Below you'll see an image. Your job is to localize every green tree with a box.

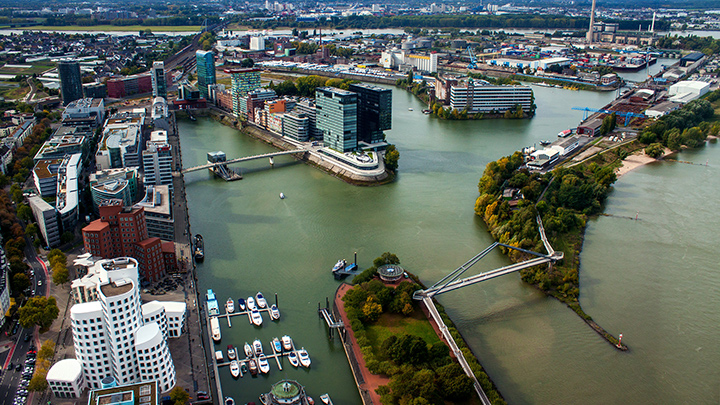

[37,340,55,361]
[60,231,74,244]
[362,296,383,323]
[373,252,400,267]
[240,58,254,68]
[170,386,190,405]
[384,145,400,172]
[16,203,32,222]
[52,264,69,285]
[28,373,48,391]
[18,296,59,331]
[12,272,30,292]
[25,223,38,238]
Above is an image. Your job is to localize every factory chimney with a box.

[586,0,597,44]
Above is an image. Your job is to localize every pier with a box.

[182,149,308,174]
[318,297,345,339]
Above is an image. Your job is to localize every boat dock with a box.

[209,306,274,327]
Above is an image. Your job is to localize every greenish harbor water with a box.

[179,77,720,404]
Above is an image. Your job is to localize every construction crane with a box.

[572,107,645,126]
[467,46,477,70]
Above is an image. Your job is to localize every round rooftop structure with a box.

[263,380,308,405]
[46,358,83,382]
[377,264,405,282]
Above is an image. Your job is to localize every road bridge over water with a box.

[180,148,308,174]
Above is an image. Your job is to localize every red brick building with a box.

[82,200,172,282]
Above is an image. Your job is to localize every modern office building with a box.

[450,81,533,114]
[315,87,358,152]
[195,50,216,99]
[134,185,174,241]
[349,83,392,146]
[62,98,105,125]
[106,73,153,98]
[151,61,167,99]
[226,68,261,117]
[242,88,277,121]
[89,168,139,213]
[46,359,85,398]
[0,247,11,330]
[295,99,320,139]
[59,60,84,106]
[32,158,63,197]
[96,110,145,170]
[34,124,90,163]
[56,153,81,232]
[28,195,61,248]
[142,130,173,190]
[82,200,169,282]
[282,112,309,142]
[250,34,266,51]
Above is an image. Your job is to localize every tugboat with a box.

[193,234,204,261]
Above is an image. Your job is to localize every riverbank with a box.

[21,25,201,32]
[194,108,392,186]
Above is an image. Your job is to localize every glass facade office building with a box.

[349,83,392,145]
[59,61,83,106]
[316,87,358,153]
[195,50,216,99]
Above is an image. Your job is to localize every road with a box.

[0,244,47,404]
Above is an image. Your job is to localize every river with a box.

[179,83,719,404]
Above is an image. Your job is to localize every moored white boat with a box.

[332,259,346,273]
[298,348,311,367]
[288,351,299,367]
[258,356,270,374]
[255,292,267,308]
[248,359,258,376]
[238,298,246,311]
[253,339,264,356]
[230,360,240,378]
[320,394,333,405]
[227,345,236,360]
[244,342,253,358]
[226,298,234,313]
[281,335,293,351]
[269,304,280,320]
[225,397,235,405]
[272,337,282,353]
[247,296,257,311]
[251,309,263,326]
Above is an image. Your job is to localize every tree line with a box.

[475,152,616,302]
[346,253,506,404]
[655,35,720,56]
[639,91,720,157]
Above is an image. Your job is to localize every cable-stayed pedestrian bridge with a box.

[180,148,308,174]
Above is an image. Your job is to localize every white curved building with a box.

[141,301,168,339]
[135,323,176,392]
[47,359,84,398]
[98,278,142,386]
[70,301,111,389]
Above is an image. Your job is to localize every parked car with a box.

[15,364,21,371]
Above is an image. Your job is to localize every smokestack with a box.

[650,11,656,33]
[586,0,597,44]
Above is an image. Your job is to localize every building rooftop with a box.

[46,358,83,382]
[70,300,103,316]
[99,279,134,297]
[88,380,158,405]
[32,159,63,179]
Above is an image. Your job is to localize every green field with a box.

[0,64,56,76]
[365,310,442,355]
[0,85,29,100]
[29,25,201,32]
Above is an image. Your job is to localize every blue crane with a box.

[572,107,646,126]
[466,46,477,70]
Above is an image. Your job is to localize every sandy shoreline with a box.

[615,148,673,179]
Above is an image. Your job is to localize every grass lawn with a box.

[365,310,442,357]
[29,25,201,32]
[217,77,232,86]
[0,86,29,100]
[0,64,56,75]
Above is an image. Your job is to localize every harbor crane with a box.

[467,46,477,70]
